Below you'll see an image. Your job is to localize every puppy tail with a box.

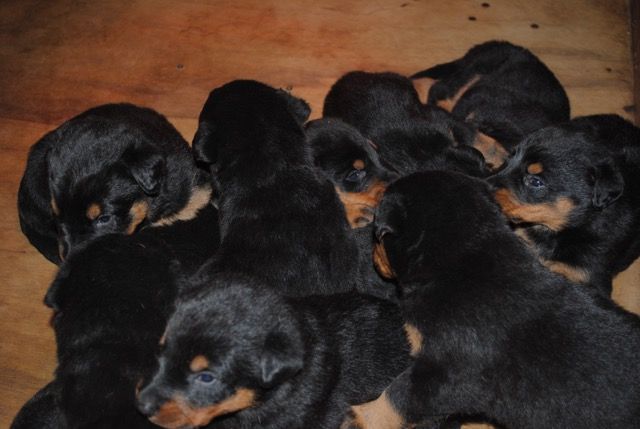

[410,59,460,80]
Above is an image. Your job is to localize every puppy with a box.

[323,70,476,148]
[346,171,640,429]
[413,40,570,168]
[192,80,363,297]
[137,276,410,429]
[42,232,179,428]
[321,71,488,178]
[306,118,397,227]
[488,116,640,295]
[18,103,212,263]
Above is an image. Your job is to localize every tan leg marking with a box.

[494,189,574,232]
[189,355,209,372]
[350,391,405,429]
[542,260,589,284]
[404,323,423,357]
[473,132,509,170]
[373,241,395,279]
[436,75,481,112]
[86,203,102,221]
[336,180,387,228]
[153,184,212,227]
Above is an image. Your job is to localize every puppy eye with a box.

[195,372,215,384]
[95,214,112,225]
[345,169,366,183]
[524,175,545,189]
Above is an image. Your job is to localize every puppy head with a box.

[192,80,311,175]
[488,125,624,232]
[373,171,502,283]
[137,278,304,428]
[323,71,424,135]
[48,142,166,259]
[306,118,396,227]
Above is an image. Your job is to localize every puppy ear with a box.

[192,121,218,165]
[258,332,303,388]
[591,161,624,209]
[122,145,167,196]
[277,89,311,125]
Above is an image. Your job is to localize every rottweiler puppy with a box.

[413,40,570,168]
[488,116,640,296]
[18,103,212,264]
[323,70,477,148]
[137,275,411,429]
[321,71,488,178]
[192,80,363,297]
[345,171,640,429]
[40,232,179,428]
[306,118,397,227]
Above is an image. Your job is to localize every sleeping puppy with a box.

[192,80,363,297]
[18,103,212,264]
[488,116,640,296]
[321,71,488,178]
[413,40,570,168]
[345,171,640,429]
[137,275,410,429]
[323,70,475,148]
[41,232,179,428]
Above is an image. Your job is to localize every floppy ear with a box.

[258,332,303,388]
[277,89,311,125]
[591,161,624,209]
[122,144,166,196]
[192,121,218,165]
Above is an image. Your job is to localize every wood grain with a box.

[0,1,635,427]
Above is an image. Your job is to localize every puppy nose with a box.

[136,394,158,417]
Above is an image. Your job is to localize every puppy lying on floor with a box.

[345,171,640,429]
[488,115,640,296]
[18,103,211,264]
[413,40,570,168]
[192,80,368,297]
[11,232,180,429]
[137,275,410,429]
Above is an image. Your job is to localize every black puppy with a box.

[488,116,640,295]
[322,71,488,178]
[345,171,640,429]
[192,80,363,297]
[306,118,396,227]
[39,232,179,428]
[413,40,570,168]
[18,103,211,263]
[137,276,410,429]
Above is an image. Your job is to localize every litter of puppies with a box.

[11,40,640,429]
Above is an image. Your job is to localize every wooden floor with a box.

[0,1,637,427]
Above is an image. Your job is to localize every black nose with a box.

[136,393,158,417]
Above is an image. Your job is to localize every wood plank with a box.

[0,1,635,427]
